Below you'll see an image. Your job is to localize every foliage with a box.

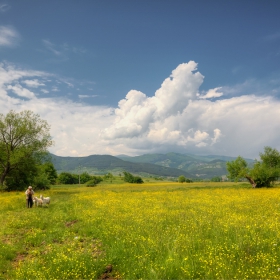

[33,170,51,190]
[86,176,103,187]
[123,171,143,183]
[3,157,38,191]
[58,172,78,184]
[211,176,222,182]
[58,172,103,185]
[0,110,53,189]
[41,162,58,184]
[178,175,192,183]
[103,173,113,180]
[178,175,186,183]
[79,172,92,184]
[226,146,280,188]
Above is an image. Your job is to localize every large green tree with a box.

[226,146,280,188]
[0,110,53,188]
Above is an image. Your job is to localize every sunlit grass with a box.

[0,182,280,279]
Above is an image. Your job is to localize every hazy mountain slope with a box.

[51,152,254,179]
[117,152,254,178]
[50,154,192,178]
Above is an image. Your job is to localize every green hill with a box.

[117,152,254,179]
[50,152,254,179]
[50,154,193,178]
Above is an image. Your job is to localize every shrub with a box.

[86,176,103,187]
[123,171,143,184]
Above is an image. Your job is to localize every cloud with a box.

[0,26,19,47]
[51,86,59,92]
[199,87,223,99]
[102,61,204,139]
[1,60,280,158]
[0,62,48,87]
[6,84,36,99]
[23,79,45,88]
[262,32,280,42]
[100,61,280,158]
[79,94,98,98]
[42,39,62,56]
[0,4,10,12]
[42,39,87,60]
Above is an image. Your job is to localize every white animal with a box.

[40,195,51,206]
[34,196,43,207]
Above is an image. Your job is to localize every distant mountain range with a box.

[50,152,254,179]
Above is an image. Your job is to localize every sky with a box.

[0,0,280,159]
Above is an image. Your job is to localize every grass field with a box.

[0,181,280,279]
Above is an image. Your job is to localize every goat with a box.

[40,195,51,206]
[33,196,43,207]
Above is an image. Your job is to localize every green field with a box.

[1,181,280,279]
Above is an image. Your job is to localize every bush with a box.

[33,172,51,190]
[86,176,103,187]
[123,171,143,184]
[58,172,78,184]
[211,176,222,182]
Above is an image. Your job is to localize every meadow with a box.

[0,181,280,279]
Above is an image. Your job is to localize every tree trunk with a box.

[0,165,10,186]
[245,175,257,188]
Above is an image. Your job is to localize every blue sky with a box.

[0,0,280,158]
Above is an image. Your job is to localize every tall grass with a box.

[0,182,280,279]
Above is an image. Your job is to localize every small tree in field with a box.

[226,146,280,188]
[178,175,186,183]
[123,171,143,184]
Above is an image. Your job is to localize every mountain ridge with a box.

[49,152,254,179]
[50,154,193,178]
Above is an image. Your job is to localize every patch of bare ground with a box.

[1,235,15,245]
[11,251,31,269]
[99,264,121,280]
[65,219,78,227]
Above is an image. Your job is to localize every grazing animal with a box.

[34,196,43,207]
[40,195,51,206]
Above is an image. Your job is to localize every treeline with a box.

[57,171,144,185]
[57,172,103,186]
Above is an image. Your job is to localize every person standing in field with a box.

[25,186,34,208]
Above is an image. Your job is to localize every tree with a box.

[58,172,77,184]
[226,147,280,188]
[123,171,143,184]
[211,176,222,182]
[178,175,186,183]
[80,172,92,184]
[86,176,103,187]
[33,171,51,190]
[41,162,57,184]
[0,110,53,188]
[103,173,113,180]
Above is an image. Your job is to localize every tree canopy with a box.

[0,110,53,189]
[226,146,280,188]
[123,171,143,184]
